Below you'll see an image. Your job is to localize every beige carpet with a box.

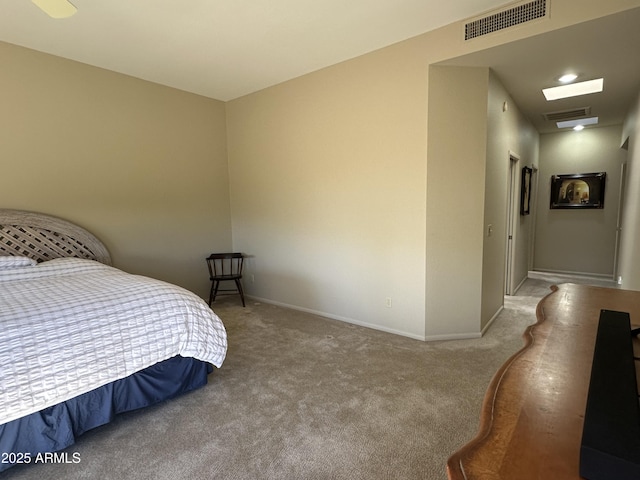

[4,278,583,480]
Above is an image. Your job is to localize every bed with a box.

[0,209,227,472]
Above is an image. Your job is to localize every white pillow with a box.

[0,255,38,270]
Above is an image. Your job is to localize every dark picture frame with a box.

[550,172,606,209]
[520,166,532,215]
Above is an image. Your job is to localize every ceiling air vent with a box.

[464,0,548,41]
[543,107,591,122]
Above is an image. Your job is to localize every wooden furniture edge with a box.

[446,284,560,479]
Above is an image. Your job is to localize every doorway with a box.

[504,152,520,295]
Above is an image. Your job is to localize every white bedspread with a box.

[0,258,227,426]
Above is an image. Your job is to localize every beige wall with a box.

[0,42,232,298]
[227,42,428,339]
[618,91,640,289]
[482,71,538,328]
[426,67,539,338]
[534,126,626,276]
[425,66,488,338]
[227,0,636,339]
[2,0,638,339]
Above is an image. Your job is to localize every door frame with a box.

[505,152,520,295]
[613,161,627,282]
[528,164,539,271]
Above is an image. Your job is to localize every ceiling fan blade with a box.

[32,0,77,19]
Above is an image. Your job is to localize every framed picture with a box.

[520,167,532,215]
[550,172,606,209]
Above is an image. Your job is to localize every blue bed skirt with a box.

[0,356,212,472]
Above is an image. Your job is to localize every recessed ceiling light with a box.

[558,74,578,83]
[32,0,77,19]
[556,117,599,129]
[573,125,585,131]
[543,78,604,101]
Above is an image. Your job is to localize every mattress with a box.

[0,257,227,426]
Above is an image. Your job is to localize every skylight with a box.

[543,78,604,101]
[556,117,599,129]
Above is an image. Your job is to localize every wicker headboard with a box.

[0,209,111,265]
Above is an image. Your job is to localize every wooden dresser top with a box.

[447,284,640,480]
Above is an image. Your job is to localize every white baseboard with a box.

[245,296,503,343]
[423,331,482,341]
[481,305,504,336]
[245,295,427,342]
[528,270,617,287]
[512,276,528,295]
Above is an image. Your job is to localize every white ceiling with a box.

[1,1,638,135]
[441,6,640,134]
[0,0,511,101]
